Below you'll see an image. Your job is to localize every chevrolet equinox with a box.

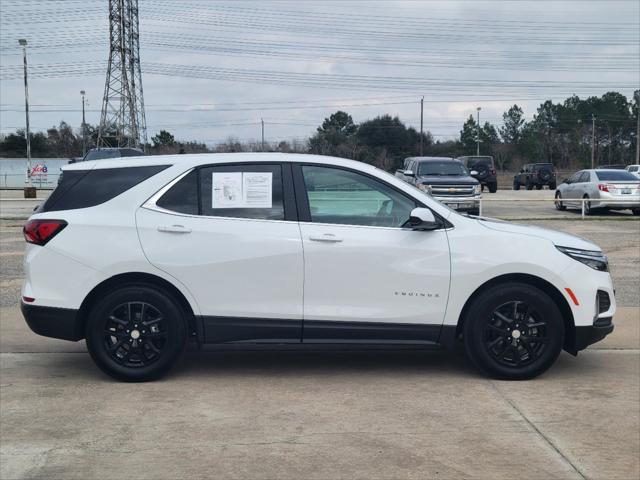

[21,153,615,381]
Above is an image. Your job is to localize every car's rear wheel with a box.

[488,182,498,193]
[85,284,187,382]
[513,179,521,190]
[554,192,566,210]
[463,283,564,380]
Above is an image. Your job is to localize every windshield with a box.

[596,171,638,181]
[418,161,467,176]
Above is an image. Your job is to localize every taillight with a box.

[23,219,67,245]
[597,184,609,192]
[491,169,496,175]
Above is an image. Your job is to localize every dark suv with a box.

[397,157,481,214]
[513,163,556,190]
[456,156,497,193]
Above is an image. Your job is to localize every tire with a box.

[488,182,498,193]
[554,192,566,210]
[633,208,640,216]
[513,179,521,191]
[583,195,593,216]
[85,284,188,382]
[535,184,543,190]
[549,182,556,190]
[463,283,564,380]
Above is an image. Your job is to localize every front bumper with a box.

[567,317,614,355]
[433,195,481,212]
[21,302,83,341]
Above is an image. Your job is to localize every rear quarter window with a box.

[40,165,169,212]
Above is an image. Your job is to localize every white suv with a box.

[22,153,615,381]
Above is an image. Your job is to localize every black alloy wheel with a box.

[104,302,167,368]
[482,301,549,368]
[463,283,564,379]
[86,284,187,381]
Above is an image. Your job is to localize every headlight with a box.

[418,183,432,195]
[556,246,608,272]
[474,184,482,195]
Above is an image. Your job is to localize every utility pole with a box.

[80,90,87,157]
[591,114,596,169]
[419,97,424,156]
[261,118,265,151]
[476,107,481,156]
[18,39,34,198]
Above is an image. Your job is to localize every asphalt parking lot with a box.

[1,190,639,479]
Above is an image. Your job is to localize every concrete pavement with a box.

[1,198,639,479]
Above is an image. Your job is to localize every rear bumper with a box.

[21,302,83,341]
[567,317,614,355]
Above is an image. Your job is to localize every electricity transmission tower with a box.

[97,0,147,149]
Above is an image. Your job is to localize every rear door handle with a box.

[157,225,192,234]
[309,234,343,243]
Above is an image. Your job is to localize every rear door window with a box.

[199,164,285,220]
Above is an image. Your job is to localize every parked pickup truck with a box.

[396,156,481,215]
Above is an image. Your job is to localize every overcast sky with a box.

[1,0,638,146]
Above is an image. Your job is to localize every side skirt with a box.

[200,316,444,345]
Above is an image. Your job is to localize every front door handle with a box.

[157,225,192,234]
[309,234,343,243]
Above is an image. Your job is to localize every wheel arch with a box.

[77,272,200,342]
[440,273,575,353]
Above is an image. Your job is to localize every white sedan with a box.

[555,169,640,215]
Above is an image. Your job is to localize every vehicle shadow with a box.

[171,346,474,380]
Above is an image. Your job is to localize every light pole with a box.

[419,97,424,156]
[18,38,34,198]
[476,107,481,156]
[80,90,87,156]
[591,114,596,169]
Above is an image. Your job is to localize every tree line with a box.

[1,91,637,172]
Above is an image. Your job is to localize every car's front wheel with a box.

[463,283,564,380]
[555,191,566,210]
[85,284,188,382]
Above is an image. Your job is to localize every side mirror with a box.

[404,170,415,177]
[470,170,478,176]
[407,208,440,231]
